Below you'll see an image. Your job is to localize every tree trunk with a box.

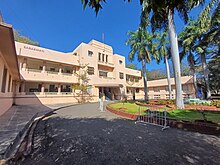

[165,56,172,100]
[168,10,184,109]
[188,54,198,98]
[142,58,148,102]
[201,53,211,99]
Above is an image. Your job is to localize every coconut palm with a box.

[126,28,156,102]
[155,31,172,100]
[179,21,198,98]
[81,0,205,108]
[179,0,219,99]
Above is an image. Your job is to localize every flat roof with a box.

[0,23,20,80]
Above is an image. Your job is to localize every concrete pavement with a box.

[14,102,220,165]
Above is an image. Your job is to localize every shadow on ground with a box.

[11,114,220,165]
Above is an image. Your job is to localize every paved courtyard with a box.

[15,103,220,165]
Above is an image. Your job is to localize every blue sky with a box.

[1,0,206,71]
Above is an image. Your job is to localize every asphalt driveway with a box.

[14,102,220,165]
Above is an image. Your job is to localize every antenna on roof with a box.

[0,11,4,23]
[102,33,105,52]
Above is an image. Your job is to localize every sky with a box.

[1,0,206,71]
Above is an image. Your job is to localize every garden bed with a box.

[106,102,220,136]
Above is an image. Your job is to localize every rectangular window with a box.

[119,72,124,79]
[102,54,105,62]
[1,67,7,93]
[88,50,93,56]
[99,71,107,77]
[106,55,108,63]
[98,53,101,61]
[8,75,11,92]
[136,88,139,93]
[39,66,43,70]
[87,67,95,75]
[50,68,55,72]
[135,77,139,82]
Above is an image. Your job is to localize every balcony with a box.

[21,69,78,83]
[126,80,143,88]
[98,60,115,68]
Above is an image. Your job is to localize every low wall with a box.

[15,95,99,105]
[0,97,13,116]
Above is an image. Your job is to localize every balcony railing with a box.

[62,72,73,76]
[99,76,115,80]
[47,71,59,74]
[98,60,114,66]
[27,68,42,73]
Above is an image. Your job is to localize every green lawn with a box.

[108,102,220,124]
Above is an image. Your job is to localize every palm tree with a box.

[179,0,218,99]
[126,28,155,102]
[155,31,172,100]
[81,0,205,108]
[179,21,198,98]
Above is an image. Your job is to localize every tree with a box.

[126,28,154,102]
[72,64,91,103]
[126,64,137,70]
[14,29,39,46]
[208,54,220,94]
[155,31,172,99]
[179,0,219,99]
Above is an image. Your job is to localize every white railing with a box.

[27,68,42,73]
[62,72,73,76]
[47,71,59,74]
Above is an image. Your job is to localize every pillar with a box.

[111,88,114,100]
[15,82,20,94]
[22,58,27,71]
[40,83,45,95]
[21,82,25,93]
[102,87,105,100]
[58,84,61,94]
[42,61,46,73]
[59,64,62,74]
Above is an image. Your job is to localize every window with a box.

[99,71,108,77]
[136,88,139,93]
[50,68,55,72]
[39,66,43,70]
[127,88,130,94]
[119,60,123,64]
[135,77,139,82]
[1,67,7,93]
[102,54,105,62]
[119,72,124,79]
[8,75,11,92]
[98,53,101,61]
[154,87,160,92]
[87,67,94,75]
[88,50,93,56]
[106,55,108,63]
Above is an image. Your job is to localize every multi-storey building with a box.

[14,40,195,105]
[0,21,195,114]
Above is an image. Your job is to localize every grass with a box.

[109,102,220,124]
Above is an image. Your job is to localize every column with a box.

[15,82,20,94]
[59,64,62,74]
[21,82,25,94]
[102,87,105,100]
[40,83,45,95]
[58,84,61,94]
[42,61,46,73]
[22,58,27,71]
[111,88,114,100]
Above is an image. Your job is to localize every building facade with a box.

[14,40,195,105]
[0,23,20,115]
